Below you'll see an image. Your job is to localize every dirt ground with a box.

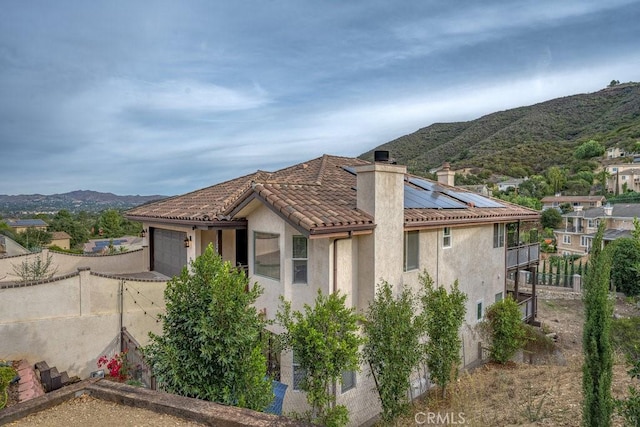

[399,296,640,427]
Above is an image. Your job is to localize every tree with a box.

[541,208,562,229]
[49,209,90,248]
[609,238,640,296]
[518,175,551,199]
[420,272,467,398]
[363,281,426,422]
[143,244,272,411]
[546,166,567,194]
[11,252,58,282]
[614,356,640,425]
[574,140,605,160]
[14,228,52,251]
[96,209,123,238]
[277,290,363,426]
[483,297,527,364]
[582,223,613,427]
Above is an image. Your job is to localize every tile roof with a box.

[541,195,605,203]
[51,231,72,240]
[126,154,539,234]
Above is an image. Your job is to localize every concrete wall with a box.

[0,268,165,378]
[0,248,149,282]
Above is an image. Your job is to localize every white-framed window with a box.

[587,219,595,228]
[341,370,356,393]
[443,227,452,248]
[403,230,419,271]
[495,292,503,302]
[562,235,571,245]
[292,352,306,391]
[580,236,589,247]
[292,235,308,284]
[493,224,505,248]
[476,300,484,321]
[254,232,280,280]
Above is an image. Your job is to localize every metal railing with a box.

[121,327,156,389]
[506,243,540,269]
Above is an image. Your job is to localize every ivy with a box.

[483,297,527,364]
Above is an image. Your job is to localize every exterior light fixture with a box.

[140,229,147,237]
[184,235,192,248]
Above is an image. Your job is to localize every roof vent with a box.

[604,204,613,216]
[374,150,390,162]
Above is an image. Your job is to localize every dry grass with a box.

[392,298,639,427]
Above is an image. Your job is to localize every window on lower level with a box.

[580,236,589,247]
[495,292,503,302]
[476,300,484,321]
[292,352,306,391]
[341,370,356,393]
[404,231,419,271]
[563,235,571,245]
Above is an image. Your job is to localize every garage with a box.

[151,228,187,278]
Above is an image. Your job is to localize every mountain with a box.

[0,190,167,215]
[360,82,640,177]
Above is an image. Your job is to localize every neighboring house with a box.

[6,219,48,233]
[541,195,605,211]
[497,178,526,192]
[125,153,540,426]
[48,231,72,250]
[0,234,30,257]
[554,203,640,256]
[605,164,640,194]
[607,147,627,159]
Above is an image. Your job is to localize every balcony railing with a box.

[507,290,535,322]
[506,243,540,269]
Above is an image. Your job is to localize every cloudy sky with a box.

[2,1,639,196]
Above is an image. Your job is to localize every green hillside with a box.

[361,82,640,177]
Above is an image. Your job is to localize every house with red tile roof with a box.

[125,152,540,424]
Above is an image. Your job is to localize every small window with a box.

[493,224,505,248]
[587,219,595,228]
[292,352,306,391]
[563,235,571,245]
[292,235,308,284]
[476,300,483,321]
[580,236,589,247]
[403,231,419,271]
[443,227,452,248]
[254,232,280,280]
[341,370,356,393]
[495,292,503,302]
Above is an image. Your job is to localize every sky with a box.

[1,1,639,196]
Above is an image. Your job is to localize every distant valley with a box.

[0,190,167,216]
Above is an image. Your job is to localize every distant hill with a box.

[361,83,640,177]
[0,190,167,215]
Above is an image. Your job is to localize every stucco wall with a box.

[0,269,165,378]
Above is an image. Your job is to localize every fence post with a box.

[572,274,582,293]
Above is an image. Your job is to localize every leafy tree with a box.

[363,281,426,422]
[541,208,562,229]
[143,244,272,410]
[96,209,123,238]
[14,228,52,251]
[614,359,640,426]
[596,169,611,196]
[483,297,527,364]
[582,223,613,427]
[518,175,551,199]
[496,194,542,210]
[609,238,640,296]
[49,209,90,248]
[420,272,467,398]
[277,290,363,426]
[546,166,567,194]
[564,179,592,196]
[574,140,605,160]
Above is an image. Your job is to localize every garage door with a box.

[152,228,187,278]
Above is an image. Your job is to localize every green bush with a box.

[483,298,527,364]
[611,317,640,360]
[0,366,17,409]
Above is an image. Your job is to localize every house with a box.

[125,153,540,425]
[605,164,640,194]
[5,219,48,233]
[540,195,605,211]
[497,177,526,192]
[607,146,627,159]
[48,231,72,250]
[554,203,640,256]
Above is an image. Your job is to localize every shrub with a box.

[483,298,527,364]
[0,366,17,409]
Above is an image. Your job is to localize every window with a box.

[443,227,452,248]
[403,231,419,271]
[495,292,503,302]
[341,370,356,393]
[493,224,505,248]
[292,352,306,391]
[254,232,280,280]
[476,300,483,321]
[562,235,571,245]
[292,235,308,284]
[587,219,595,228]
[580,236,589,247]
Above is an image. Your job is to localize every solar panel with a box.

[342,166,356,176]
[404,184,467,209]
[408,177,504,208]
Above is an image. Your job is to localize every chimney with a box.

[374,150,390,163]
[436,162,455,186]
[603,204,613,216]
